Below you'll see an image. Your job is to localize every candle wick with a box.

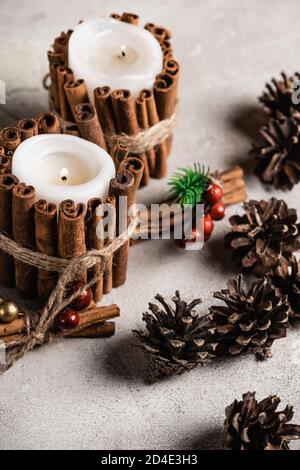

[118,45,127,59]
[61,176,67,182]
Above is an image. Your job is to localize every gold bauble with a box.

[0,300,19,323]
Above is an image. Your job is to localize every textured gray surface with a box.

[1,0,300,450]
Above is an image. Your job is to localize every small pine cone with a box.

[224,392,300,450]
[225,198,300,276]
[259,72,300,120]
[270,256,300,321]
[209,275,289,357]
[251,117,300,190]
[134,291,217,376]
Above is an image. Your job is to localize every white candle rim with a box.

[12,134,115,205]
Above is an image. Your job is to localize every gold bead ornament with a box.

[0,299,20,323]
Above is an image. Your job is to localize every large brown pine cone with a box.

[209,275,290,358]
[225,198,300,276]
[134,291,217,376]
[259,72,300,120]
[251,117,300,190]
[224,392,300,450]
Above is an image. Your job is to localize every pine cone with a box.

[224,392,300,450]
[209,275,289,358]
[251,117,300,190]
[259,72,300,120]
[225,198,300,275]
[270,256,300,321]
[134,291,217,376]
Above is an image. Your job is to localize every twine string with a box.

[0,218,138,373]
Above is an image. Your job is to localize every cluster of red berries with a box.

[176,183,225,248]
[56,283,93,330]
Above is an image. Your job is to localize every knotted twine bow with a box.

[0,218,138,374]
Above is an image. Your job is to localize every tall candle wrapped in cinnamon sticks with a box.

[0,174,19,287]
[74,103,107,150]
[35,200,58,299]
[12,183,37,298]
[58,200,86,284]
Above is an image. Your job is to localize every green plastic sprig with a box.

[168,164,210,206]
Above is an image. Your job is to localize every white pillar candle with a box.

[12,134,115,206]
[68,18,163,100]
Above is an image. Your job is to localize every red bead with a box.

[204,184,223,205]
[56,308,79,330]
[210,201,225,220]
[203,214,214,241]
[68,283,93,311]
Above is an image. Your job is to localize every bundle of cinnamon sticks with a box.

[46,12,179,186]
[0,303,119,346]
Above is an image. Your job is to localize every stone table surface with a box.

[1,0,300,450]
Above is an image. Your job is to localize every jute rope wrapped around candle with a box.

[45,11,180,185]
[0,219,137,374]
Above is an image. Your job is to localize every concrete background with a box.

[1,0,300,450]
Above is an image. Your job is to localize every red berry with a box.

[56,308,79,330]
[185,228,202,244]
[68,282,93,311]
[210,201,225,220]
[204,184,223,205]
[203,214,214,241]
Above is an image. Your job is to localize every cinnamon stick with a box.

[94,86,116,146]
[47,49,64,66]
[49,62,62,111]
[58,200,86,284]
[85,198,104,303]
[111,89,148,186]
[35,200,58,300]
[56,66,74,121]
[110,13,121,20]
[154,72,176,157]
[0,318,25,337]
[63,322,115,338]
[0,174,19,287]
[223,189,247,206]
[121,12,139,25]
[37,112,61,134]
[109,170,136,288]
[220,166,244,183]
[222,178,245,195]
[0,167,10,175]
[0,127,21,152]
[118,156,144,193]
[53,30,73,64]
[110,141,129,169]
[164,59,180,96]
[12,183,37,298]
[65,124,81,137]
[140,89,168,178]
[103,195,116,295]
[0,146,5,156]
[64,79,89,120]
[18,118,38,141]
[74,103,107,149]
[0,155,12,172]
[136,94,155,180]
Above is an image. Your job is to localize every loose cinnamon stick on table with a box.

[34,200,58,300]
[0,174,19,287]
[111,89,149,186]
[75,103,107,150]
[94,86,117,147]
[37,112,61,134]
[12,183,37,298]
[220,166,244,182]
[64,79,89,121]
[58,200,86,284]
[62,321,115,338]
[120,12,139,25]
[0,127,21,152]
[140,89,168,178]
[18,118,38,141]
[56,66,74,121]
[0,304,119,338]
[85,198,104,303]
[65,124,81,137]
[136,94,156,178]
[109,170,136,288]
